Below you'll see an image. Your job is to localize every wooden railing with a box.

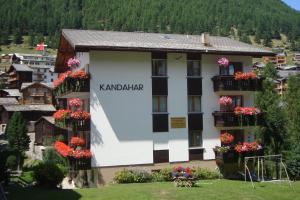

[212,111,264,127]
[211,76,263,92]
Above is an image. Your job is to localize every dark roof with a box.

[21,82,54,90]
[62,29,274,56]
[3,104,56,112]
[11,64,33,72]
[0,98,19,105]
[36,116,55,125]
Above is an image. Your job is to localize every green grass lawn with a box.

[6,180,300,200]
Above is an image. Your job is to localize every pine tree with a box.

[240,34,251,44]
[255,63,286,155]
[6,112,30,171]
[13,29,23,44]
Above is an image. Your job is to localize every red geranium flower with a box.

[220,132,234,144]
[70,137,85,147]
[54,141,74,157]
[53,109,71,121]
[68,98,83,108]
[70,110,90,121]
[70,70,89,79]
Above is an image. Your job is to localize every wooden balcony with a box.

[55,119,90,131]
[211,76,263,92]
[54,77,90,98]
[212,111,264,127]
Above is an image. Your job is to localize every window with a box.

[152,60,167,76]
[44,69,47,72]
[189,130,202,147]
[220,95,243,111]
[153,96,167,112]
[37,69,40,72]
[187,60,201,76]
[44,75,47,79]
[153,150,169,163]
[51,79,53,82]
[188,96,201,112]
[219,62,243,75]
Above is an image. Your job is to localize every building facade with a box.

[54,29,273,184]
[20,82,54,105]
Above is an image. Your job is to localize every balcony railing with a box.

[54,77,90,98]
[212,111,264,127]
[55,119,90,131]
[211,76,263,92]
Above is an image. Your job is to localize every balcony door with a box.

[219,62,243,75]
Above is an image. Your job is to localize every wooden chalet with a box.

[20,82,54,105]
[7,64,33,89]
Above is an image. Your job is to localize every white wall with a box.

[76,52,90,71]
[90,51,153,167]
[89,51,256,166]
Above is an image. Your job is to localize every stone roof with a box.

[1,89,21,97]
[62,29,273,56]
[3,104,56,112]
[278,70,300,79]
[21,82,54,90]
[0,98,19,105]
[11,64,33,72]
[36,116,55,125]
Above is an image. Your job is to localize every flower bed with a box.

[172,166,195,187]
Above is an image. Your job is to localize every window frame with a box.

[152,59,167,77]
[187,60,202,77]
[189,130,203,147]
[152,95,168,113]
[188,95,201,113]
[219,62,243,76]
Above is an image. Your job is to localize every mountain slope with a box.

[0,0,299,48]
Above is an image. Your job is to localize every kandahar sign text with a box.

[100,83,143,91]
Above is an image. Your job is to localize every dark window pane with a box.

[152,96,167,112]
[188,113,203,130]
[189,149,203,161]
[187,78,202,95]
[188,96,201,112]
[152,77,168,95]
[152,52,167,59]
[153,150,169,163]
[153,114,169,132]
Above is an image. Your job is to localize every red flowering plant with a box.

[70,70,89,79]
[68,98,83,110]
[70,110,90,121]
[234,141,262,153]
[234,71,257,80]
[53,71,72,88]
[54,141,74,157]
[234,107,261,115]
[217,57,229,67]
[172,166,193,178]
[70,150,92,159]
[220,132,234,144]
[53,109,71,121]
[67,57,80,68]
[70,137,85,147]
[219,96,233,111]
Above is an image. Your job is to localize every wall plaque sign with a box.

[171,117,186,128]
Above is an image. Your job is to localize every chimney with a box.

[201,32,210,46]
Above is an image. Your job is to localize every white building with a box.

[11,53,58,83]
[55,29,273,184]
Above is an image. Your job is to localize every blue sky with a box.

[282,0,300,11]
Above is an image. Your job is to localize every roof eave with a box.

[74,45,275,57]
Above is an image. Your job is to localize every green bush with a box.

[285,146,300,180]
[33,162,65,187]
[23,158,42,171]
[6,155,17,170]
[193,168,221,180]
[114,169,152,183]
[114,169,134,183]
[43,147,69,169]
[132,170,152,183]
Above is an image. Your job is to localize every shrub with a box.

[43,147,69,168]
[193,168,221,180]
[23,158,42,171]
[159,168,173,181]
[6,155,17,170]
[114,169,134,183]
[132,170,152,183]
[33,162,65,187]
[285,146,300,180]
[114,169,152,183]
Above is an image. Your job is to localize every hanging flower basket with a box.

[70,137,85,147]
[70,110,90,121]
[67,57,80,68]
[217,57,229,67]
[220,132,234,144]
[234,71,257,80]
[69,98,83,108]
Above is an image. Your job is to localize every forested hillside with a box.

[0,0,300,49]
